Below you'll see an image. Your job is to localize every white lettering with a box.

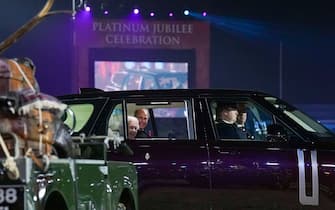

[93,22,150,33]
[0,188,17,204]
[94,22,193,35]
[105,34,180,46]
[153,23,193,34]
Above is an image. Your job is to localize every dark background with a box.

[1,0,334,126]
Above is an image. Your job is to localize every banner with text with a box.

[73,18,210,92]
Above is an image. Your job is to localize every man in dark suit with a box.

[134,108,151,138]
[216,102,242,139]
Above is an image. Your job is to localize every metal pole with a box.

[279,41,283,98]
[72,0,76,19]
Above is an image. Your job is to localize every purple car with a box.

[60,89,335,210]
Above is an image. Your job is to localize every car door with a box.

[106,97,212,210]
[204,96,335,209]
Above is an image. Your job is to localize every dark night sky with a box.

[1,0,334,106]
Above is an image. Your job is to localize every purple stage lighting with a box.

[150,12,155,17]
[133,8,140,15]
[169,12,173,17]
[85,6,91,12]
[202,11,207,16]
[104,10,108,15]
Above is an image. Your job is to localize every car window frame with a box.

[123,97,196,141]
[61,97,110,136]
[206,96,300,143]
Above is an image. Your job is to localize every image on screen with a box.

[94,61,188,91]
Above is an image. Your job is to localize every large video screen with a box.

[94,61,188,91]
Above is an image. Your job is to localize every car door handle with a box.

[213,146,240,155]
[217,150,240,155]
[138,145,151,148]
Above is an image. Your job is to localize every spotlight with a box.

[100,2,110,15]
[150,12,155,17]
[85,6,91,12]
[83,1,91,12]
[184,10,190,16]
[133,8,140,15]
[169,12,173,17]
[202,11,207,16]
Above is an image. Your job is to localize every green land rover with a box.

[0,130,138,210]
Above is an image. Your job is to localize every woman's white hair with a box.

[128,116,139,127]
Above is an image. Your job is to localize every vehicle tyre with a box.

[117,202,127,210]
[118,197,134,210]
[44,192,68,210]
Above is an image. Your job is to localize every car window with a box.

[142,75,157,89]
[152,106,189,138]
[108,103,124,136]
[108,100,194,140]
[124,73,142,90]
[157,74,187,89]
[105,72,128,91]
[210,99,275,141]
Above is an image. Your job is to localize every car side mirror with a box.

[266,124,288,142]
[61,107,76,135]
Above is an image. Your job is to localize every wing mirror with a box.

[61,107,76,135]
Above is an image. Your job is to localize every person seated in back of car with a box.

[134,108,151,138]
[127,116,139,140]
[215,102,242,139]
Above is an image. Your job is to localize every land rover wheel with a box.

[117,202,127,210]
[44,192,68,210]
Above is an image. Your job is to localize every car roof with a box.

[58,88,270,100]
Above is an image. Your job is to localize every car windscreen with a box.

[264,96,334,137]
[61,97,109,135]
[156,73,187,89]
